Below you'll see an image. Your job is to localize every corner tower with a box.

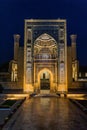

[70,34,78,81]
[14,34,20,61]
[70,34,77,61]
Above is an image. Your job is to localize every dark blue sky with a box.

[0,0,87,65]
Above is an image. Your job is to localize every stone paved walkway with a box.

[2,97,87,130]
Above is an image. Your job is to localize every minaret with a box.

[70,34,77,61]
[14,34,20,61]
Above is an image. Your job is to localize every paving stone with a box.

[2,98,87,130]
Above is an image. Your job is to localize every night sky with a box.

[0,0,87,65]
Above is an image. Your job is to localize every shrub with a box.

[0,84,4,93]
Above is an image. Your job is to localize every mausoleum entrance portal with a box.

[24,19,67,94]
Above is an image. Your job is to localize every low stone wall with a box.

[69,81,87,89]
[0,82,20,89]
[72,81,84,88]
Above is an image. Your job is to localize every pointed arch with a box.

[38,68,53,90]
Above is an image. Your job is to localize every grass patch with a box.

[0,100,17,108]
[76,100,87,108]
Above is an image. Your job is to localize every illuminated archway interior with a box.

[37,68,54,91]
[34,33,58,92]
[40,70,50,90]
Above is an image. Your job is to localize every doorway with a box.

[37,68,53,93]
[40,72,50,90]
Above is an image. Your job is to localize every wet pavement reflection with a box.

[3,97,87,130]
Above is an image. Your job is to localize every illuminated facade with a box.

[23,19,68,93]
[0,19,80,94]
